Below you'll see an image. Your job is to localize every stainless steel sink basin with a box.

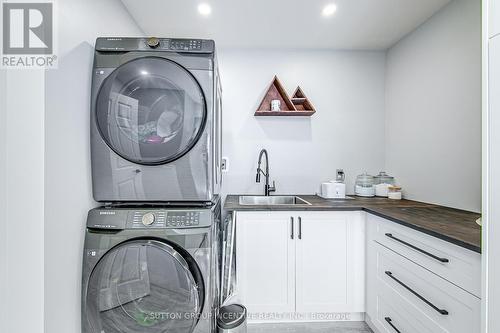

[239,195,312,206]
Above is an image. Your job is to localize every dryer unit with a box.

[82,202,221,333]
[91,37,222,204]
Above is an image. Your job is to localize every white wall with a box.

[0,70,5,333]
[385,0,482,212]
[44,1,142,332]
[0,70,45,333]
[485,0,500,330]
[0,70,43,333]
[218,49,386,196]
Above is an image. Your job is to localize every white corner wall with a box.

[0,70,42,333]
[0,69,45,333]
[485,0,500,331]
[385,0,482,212]
[218,49,386,196]
[44,1,142,332]
[0,70,5,333]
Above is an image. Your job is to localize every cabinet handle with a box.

[385,271,449,315]
[290,217,294,239]
[384,317,402,333]
[298,216,302,240]
[385,233,449,263]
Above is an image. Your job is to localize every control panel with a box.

[167,39,203,51]
[95,37,214,54]
[87,207,212,230]
[166,211,200,227]
[130,210,204,228]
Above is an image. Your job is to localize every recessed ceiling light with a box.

[322,3,337,17]
[198,3,212,16]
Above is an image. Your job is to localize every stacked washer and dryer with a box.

[82,37,223,333]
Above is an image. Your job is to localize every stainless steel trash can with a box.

[217,304,247,333]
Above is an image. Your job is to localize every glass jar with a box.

[374,171,395,185]
[374,172,396,197]
[388,186,402,200]
[355,173,376,197]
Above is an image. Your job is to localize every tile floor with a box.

[248,322,373,333]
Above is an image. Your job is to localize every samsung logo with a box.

[94,224,117,229]
[99,211,116,215]
[106,38,122,41]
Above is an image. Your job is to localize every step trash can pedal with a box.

[217,304,247,333]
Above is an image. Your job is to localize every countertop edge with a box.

[224,206,365,211]
[363,208,481,254]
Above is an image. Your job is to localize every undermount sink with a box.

[239,195,312,206]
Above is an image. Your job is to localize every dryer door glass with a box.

[96,57,206,165]
[85,240,204,333]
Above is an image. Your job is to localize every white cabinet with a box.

[375,243,480,333]
[370,214,481,297]
[365,214,481,333]
[235,211,365,322]
[295,212,365,314]
[235,212,295,314]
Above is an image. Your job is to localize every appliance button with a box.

[142,212,156,226]
[147,37,160,48]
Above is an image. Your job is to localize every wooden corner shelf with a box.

[291,86,316,115]
[255,76,316,117]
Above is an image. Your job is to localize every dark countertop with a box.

[224,195,482,253]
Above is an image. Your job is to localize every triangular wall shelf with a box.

[255,76,315,116]
[291,86,316,115]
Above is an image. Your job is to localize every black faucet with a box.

[256,149,276,196]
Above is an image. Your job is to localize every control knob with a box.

[142,212,155,226]
[147,37,160,48]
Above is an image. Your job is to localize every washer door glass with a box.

[86,240,203,333]
[96,57,206,165]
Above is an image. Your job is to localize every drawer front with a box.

[375,243,481,333]
[368,214,481,297]
[375,292,442,333]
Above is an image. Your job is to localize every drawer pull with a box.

[385,233,449,263]
[384,317,402,333]
[298,216,302,240]
[385,271,449,315]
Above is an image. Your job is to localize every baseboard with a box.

[365,314,381,333]
[247,312,365,324]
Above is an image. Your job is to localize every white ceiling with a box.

[121,0,451,50]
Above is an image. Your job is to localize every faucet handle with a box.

[269,181,276,193]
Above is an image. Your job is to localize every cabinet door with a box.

[295,211,365,314]
[235,212,296,316]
